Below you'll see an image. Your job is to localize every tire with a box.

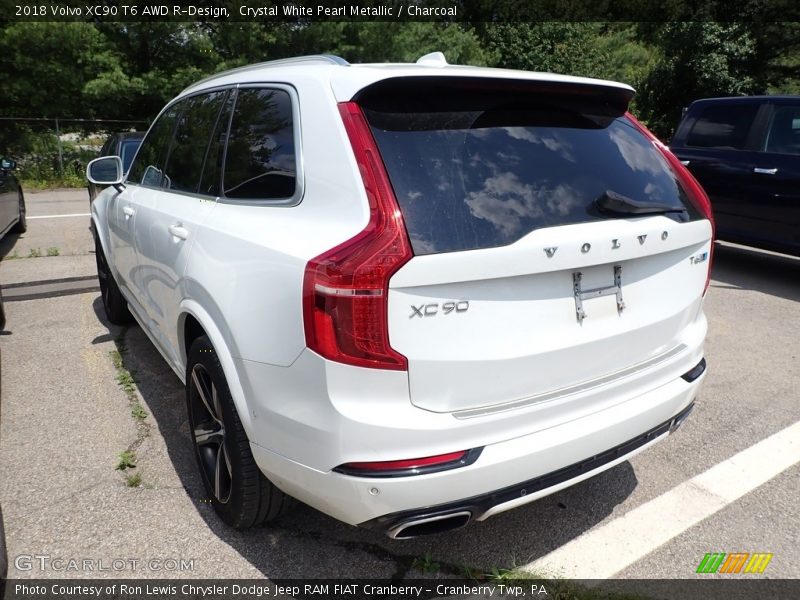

[94,234,132,325]
[11,190,26,234]
[186,335,293,529]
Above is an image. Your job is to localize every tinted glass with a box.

[119,139,142,173]
[163,91,227,194]
[199,92,234,197]
[127,106,180,187]
[368,109,697,255]
[686,104,758,150]
[223,88,296,199]
[764,105,800,155]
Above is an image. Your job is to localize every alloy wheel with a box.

[189,363,233,503]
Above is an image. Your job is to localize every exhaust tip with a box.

[670,401,695,433]
[388,511,472,539]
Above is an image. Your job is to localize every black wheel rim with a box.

[189,363,232,504]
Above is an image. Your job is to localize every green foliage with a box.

[2,20,800,185]
[635,22,759,139]
[411,552,440,574]
[125,471,143,487]
[131,401,148,421]
[115,450,137,470]
[0,23,113,118]
[46,247,60,257]
[481,23,609,76]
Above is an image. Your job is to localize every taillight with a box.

[334,448,482,477]
[302,102,413,370]
[626,112,715,295]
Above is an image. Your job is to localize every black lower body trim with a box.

[360,401,696,537]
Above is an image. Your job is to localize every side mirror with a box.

[87,156,124,188]
[0,158,16,170]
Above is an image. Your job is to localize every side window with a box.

[162,91,227,195]
[222,88,296,200]
[764,106,800,155]
[686,104,759,150]
[127,104,180,187]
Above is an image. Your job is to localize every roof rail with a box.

[182,54,349,93]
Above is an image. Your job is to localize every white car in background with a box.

[87,52,713,538]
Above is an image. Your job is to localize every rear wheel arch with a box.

[177,303,256,441]
[186,333,293,527]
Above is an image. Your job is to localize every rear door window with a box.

[127,106,180,188]
[162,90,228,195]
[685,104,759,150]
[222,88,296,200]
[366,102,697,255]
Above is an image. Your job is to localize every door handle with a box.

[122,206,135,219]
[753,167,778,175]
[168,224,189,241]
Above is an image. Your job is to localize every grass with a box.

[115,450,137,471]
[412,552,441,574]
[109,341,151,489]
[125,471,143,487]
[1,247,61,260]
[21,174,87,190]
[130,400,148,421]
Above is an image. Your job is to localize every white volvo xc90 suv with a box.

[87,53,713,538]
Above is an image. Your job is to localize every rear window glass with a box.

[366,106,697,255]
[685,104,758,150]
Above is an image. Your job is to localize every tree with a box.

[0,22,115,118]
[479,23,611,76]
[635,22,758,139]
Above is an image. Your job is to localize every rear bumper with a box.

[360,401,695,538]
[249,358,705,529]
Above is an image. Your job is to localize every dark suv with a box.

[670,96,800,257]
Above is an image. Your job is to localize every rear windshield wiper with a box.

[595,190,687,216]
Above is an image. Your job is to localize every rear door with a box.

[671,101,768,242]
[747,102,800,254]
[361,79,712,414]
[131,90,229,363]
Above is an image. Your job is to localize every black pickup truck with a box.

[670,96,800,257]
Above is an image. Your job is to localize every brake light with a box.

[625,113,715,295]
[302,102,413,370]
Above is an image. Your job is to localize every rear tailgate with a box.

[388,218,710,414]
[360,76,712,414]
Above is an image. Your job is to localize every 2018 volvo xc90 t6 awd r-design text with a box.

[87,53,713,538]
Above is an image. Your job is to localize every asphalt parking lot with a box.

[0,189,798,582]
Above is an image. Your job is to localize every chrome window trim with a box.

[125,82,305,208]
